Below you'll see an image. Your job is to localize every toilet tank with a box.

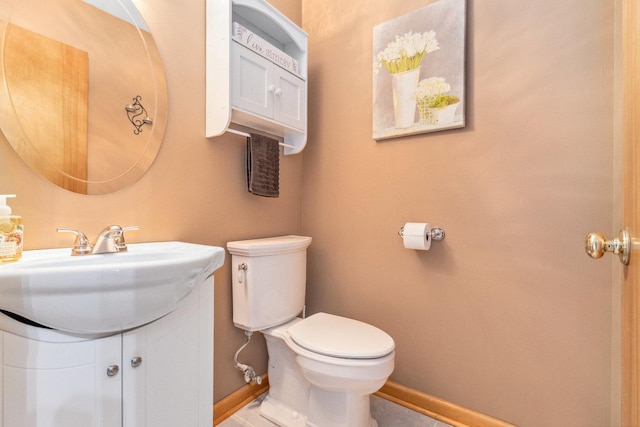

[227,235,312,331]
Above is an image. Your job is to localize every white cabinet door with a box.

[122,279,213,427]
[232,43,305,131]
[1,332,121,427]
[232,44,272,119]
[272,66,305,130]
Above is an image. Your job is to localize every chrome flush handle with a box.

[238,263,248,284]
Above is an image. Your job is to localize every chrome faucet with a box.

[57,225,139,255]
[91,225,139,254]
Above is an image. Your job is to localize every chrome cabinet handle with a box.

[106,364,120,377]
[131,356,143,368]
[585,228,630,265]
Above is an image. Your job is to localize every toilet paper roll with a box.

[402,222,432,250]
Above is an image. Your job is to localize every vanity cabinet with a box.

[0,277,213,427]
[206,0,308,154]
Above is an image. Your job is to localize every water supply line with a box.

[233,330,262,385]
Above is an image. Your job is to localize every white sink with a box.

[0,241,225,334]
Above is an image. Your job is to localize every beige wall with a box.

[0,0,302,403]
[301,0,617,426]
[0,0,620,425]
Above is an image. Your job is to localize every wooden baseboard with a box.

[213,375,269,425]
[213,376,515,427]
[375,381,516,427]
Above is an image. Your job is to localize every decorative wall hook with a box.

[125,95,153,135]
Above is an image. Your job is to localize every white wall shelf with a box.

[206,0,308,155]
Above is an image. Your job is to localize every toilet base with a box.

[260,394,307,427]
[306,388,378,427]
[260,391,378,427]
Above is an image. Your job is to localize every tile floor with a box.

[218,393,453,427]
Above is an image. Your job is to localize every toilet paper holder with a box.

[398,225,445,241]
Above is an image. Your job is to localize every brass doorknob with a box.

[585,228,630,265]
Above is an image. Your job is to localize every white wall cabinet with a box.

[206,0,308,154]
[0,277,214,427]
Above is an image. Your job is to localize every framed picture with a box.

[373,0,466,140]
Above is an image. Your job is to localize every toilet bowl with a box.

[227,236,395,427]
[261,314,394,427]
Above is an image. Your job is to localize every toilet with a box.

[227,235,395,427]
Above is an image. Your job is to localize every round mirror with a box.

[0,0,167,195]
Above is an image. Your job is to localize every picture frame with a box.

[373,0,466,140]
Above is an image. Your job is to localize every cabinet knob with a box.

[268,85,283,96]
[131,356,143,368]
[106,365,119,377]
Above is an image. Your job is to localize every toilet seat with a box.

[288,313,395,359]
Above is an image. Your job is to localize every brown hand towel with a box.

[247,133,280,197]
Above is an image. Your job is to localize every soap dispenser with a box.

[0,194,23,263]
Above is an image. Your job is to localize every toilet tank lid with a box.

[227,235,312,256]
[289,313,395,359]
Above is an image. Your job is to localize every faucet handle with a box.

[57,227,92,256]
[117,226,140,251]
[122,226,140,235]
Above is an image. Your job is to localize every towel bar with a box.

[226,128,295,149]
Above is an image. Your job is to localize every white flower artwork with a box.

[373,0,466,140]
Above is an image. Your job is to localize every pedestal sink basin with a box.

[0,241,225,334]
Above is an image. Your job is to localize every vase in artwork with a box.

[391,67,420,129]
[417,99,460,125]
